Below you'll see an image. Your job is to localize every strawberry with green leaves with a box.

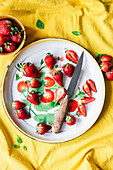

[44,53,56,70]
[36,123,52,135]
[63,63,75,77]
[16,109,29,119]
[78,104,86,117]
[100,55,112,62]
[28,79,40,88]
[0,24,11,35]
[100,61,112,72]
[27,92,39,105]
[55,87,66,102]
[12,100,25,110]
[65,49,78,64]
[65,115,76,126]
[15,62,40,78]
[0,20,12,26]
[11,27,23,43]
[52,70,63,86]
[4,42,16,52]
[105,68,113,80]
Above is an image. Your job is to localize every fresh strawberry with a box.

[36,123,51,135]
[86,79,97,92]
[100,55,112,62]
[66,49,78,64]
[78,104,86,117]
[82,83,91,97]
[69,99,78,112]
[100,61,112,72]
[55,87,66,102]
[63,63,75,77]
[12,100,25,110]
[0,45,3,53]
[0,24,11,35]
[0,35,10,45]
[28,79,40,88]
[45,76,55,88]
[65,115,76,126]
[16,109,29,119]
[17,81,29,92]
[105,68,113,80]
[52,70,63,86]
[4,42,16,52]
[0,20,12,26]
[21,63,40,78]
[11,32,22,43]
[41,89,54,103]
[44,53,56,70]
[27,92,39,105]
[81,97,95,104]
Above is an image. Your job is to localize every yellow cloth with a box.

[0,0,113,169]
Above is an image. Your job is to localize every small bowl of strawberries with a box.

[0,15,26,56]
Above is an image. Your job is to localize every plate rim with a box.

[1,38,105,143]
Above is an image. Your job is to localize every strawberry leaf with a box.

[23,146,27,151]
[17,136,22,144]
[76,111,80,117]
[40,59,44,65]
[72,31,80,36]
[46,113,55,126]
[55,65,58,68]
[56,56,60,60]
[36,19,44,29]
[14,144,19,148]
[16,74,22,81]
[34,114,46,124]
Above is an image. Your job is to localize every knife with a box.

[52,51,84,133]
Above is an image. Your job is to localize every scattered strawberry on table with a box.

[12,50,97,135]
[0,19,24,53]
[96,54,113,80]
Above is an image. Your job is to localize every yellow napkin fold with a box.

[0,0,113,169]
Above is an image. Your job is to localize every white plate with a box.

[1,38,105,143]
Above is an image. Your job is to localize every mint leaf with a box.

[14,144,19,148]
[40,59,44,65]
[36,19,44,29]
[36,72,45,81]
[95,54,106,62]
[56,56,60,60]
[55,65,58,68]
[16,74,21,81]
[76,111,80,117]
[72,31,80,36]
[17,136,22,144]
[34,114,46,124]
[46,113,55,126]
[34,101,60,112]
[23,146,27,151]
[22,99,31,107]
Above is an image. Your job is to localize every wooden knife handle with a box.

[52,97,69,133]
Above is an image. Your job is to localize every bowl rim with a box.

[0,15,26,56]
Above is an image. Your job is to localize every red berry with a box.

[44,53,56,70]
[27,92,39,105]
[4,42,16,52]
[82,83,91,97]
[100,61,112,72]
[63,63,75,77]
[16,109,29,119]
[66,115,76,126]
[12,100,25,110]
[52,70,63,86]
[66,50,78,64]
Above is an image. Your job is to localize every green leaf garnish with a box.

[75,88,85,98]
[23,146,27,151]
[34,114,46,124]
[72,31,80,36]
[16,74,22,81]
[36,19,44,29]
[40,59,44,65]
[17,136,22,144]
[39,65,47,71]
[76,111,80,117]
[55,65,58,68]
[14,144,19,148]
[56,56,60,60]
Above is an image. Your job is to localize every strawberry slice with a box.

[86,79,97,93]
[17,81,29,92]
[78,104,86,117]
[82,83,91,97]
[69,99,78,112]
[45,76,55,88]
[81,97,95,104]
[66,50,78,64]
[41,89,54,103]
[55,87,66,102]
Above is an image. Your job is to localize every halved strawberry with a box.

[66,50,78,64]
[41,89,54,103]
[17,81,29,92]
[78,104,86,117]
[86,79,97,93]
[81,97,95,104]
[55,87,66,102]
[45,76,55,88]
[82,83,91,97]
[69,99,78,112]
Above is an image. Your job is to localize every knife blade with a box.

[66,51,84,98]
[52,51,84,133]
